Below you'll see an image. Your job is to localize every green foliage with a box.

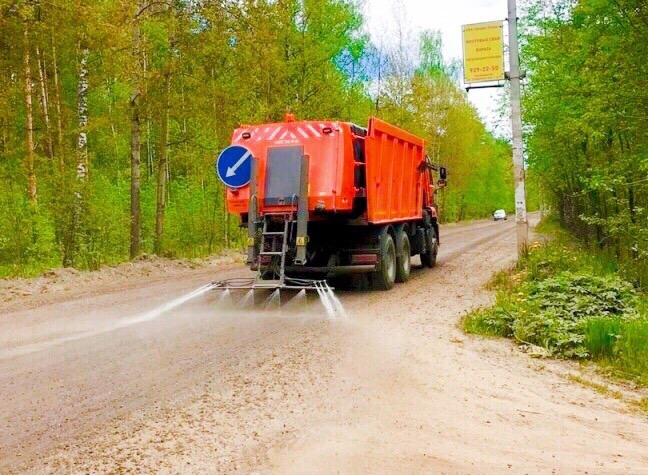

[613,307,648,383]
[162,178,243,258]
[585,317,623,360]
[0,1,512,277]
[0,0,370,275]
[464,239,647,384]
[464,304,515,338]
[515,272,637,358]
[527,272,636,320]
[0,194,59,277]
[521,0,648,286]
[522,232,619,281]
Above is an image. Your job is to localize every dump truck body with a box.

[221,115,442,290]
[227,117,433,221]
[365,118,428,223]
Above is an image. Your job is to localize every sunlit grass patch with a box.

[630,397,648,414]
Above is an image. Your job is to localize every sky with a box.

[362,0,510,135]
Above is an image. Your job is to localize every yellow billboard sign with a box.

[462,21,505,83]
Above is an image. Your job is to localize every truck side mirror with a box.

[439,166,447,180]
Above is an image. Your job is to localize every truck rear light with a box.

[351,254,378,265]
[322,127,333,134]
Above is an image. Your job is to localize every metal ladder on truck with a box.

[213,154,327,295]
[242,154,311,291]
[255,213,295,288]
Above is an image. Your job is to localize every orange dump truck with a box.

[217,114,446,291]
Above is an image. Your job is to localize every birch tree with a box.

[35,46,53,160]
[23,22,37,205]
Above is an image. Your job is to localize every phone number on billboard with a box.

[470,66,500,73]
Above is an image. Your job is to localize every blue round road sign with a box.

[216,145,253,188]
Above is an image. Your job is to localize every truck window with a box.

[265,146,304,205]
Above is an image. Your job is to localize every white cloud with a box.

[362,0,510,135]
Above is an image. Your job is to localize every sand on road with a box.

[1,216,646,474]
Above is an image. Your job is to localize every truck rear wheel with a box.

[395,230,411,283]
[421,227,438,268]
[372,232,396,290]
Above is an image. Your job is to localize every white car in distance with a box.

[493,209,507,221]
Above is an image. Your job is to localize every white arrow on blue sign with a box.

[216,145,253,188]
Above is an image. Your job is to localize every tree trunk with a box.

[23,26,37,205]
[154,73,170,255]
[76,46,89,182]
[36,46,54,159]
[52,39,65,174]
[130,11,142,259]
[130,93,141,259]
[64,45,89,267]
[143,51,154,178]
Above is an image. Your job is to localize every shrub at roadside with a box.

[464,241,647,385]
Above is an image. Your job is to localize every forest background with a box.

[3,0,642,284]
[520,0,646,286]
[0,0,516,276]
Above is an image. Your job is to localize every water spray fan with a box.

[211,277,346,318]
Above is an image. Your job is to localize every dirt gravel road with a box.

[1,216,646,473]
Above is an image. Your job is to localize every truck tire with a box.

[421,227,438,268]
[395,230,411,283]
[372,231,396,290]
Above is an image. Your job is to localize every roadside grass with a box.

[631,397,648,413]
[566,374,623,400]
[0,260,61,279]
[463,222,648,388]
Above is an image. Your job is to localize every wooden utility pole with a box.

[462,11,528,257]
[507,0,529,255]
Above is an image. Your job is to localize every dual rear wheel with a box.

[371,232,397,290]
[372,228,412,290]
[395,231,411,283]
